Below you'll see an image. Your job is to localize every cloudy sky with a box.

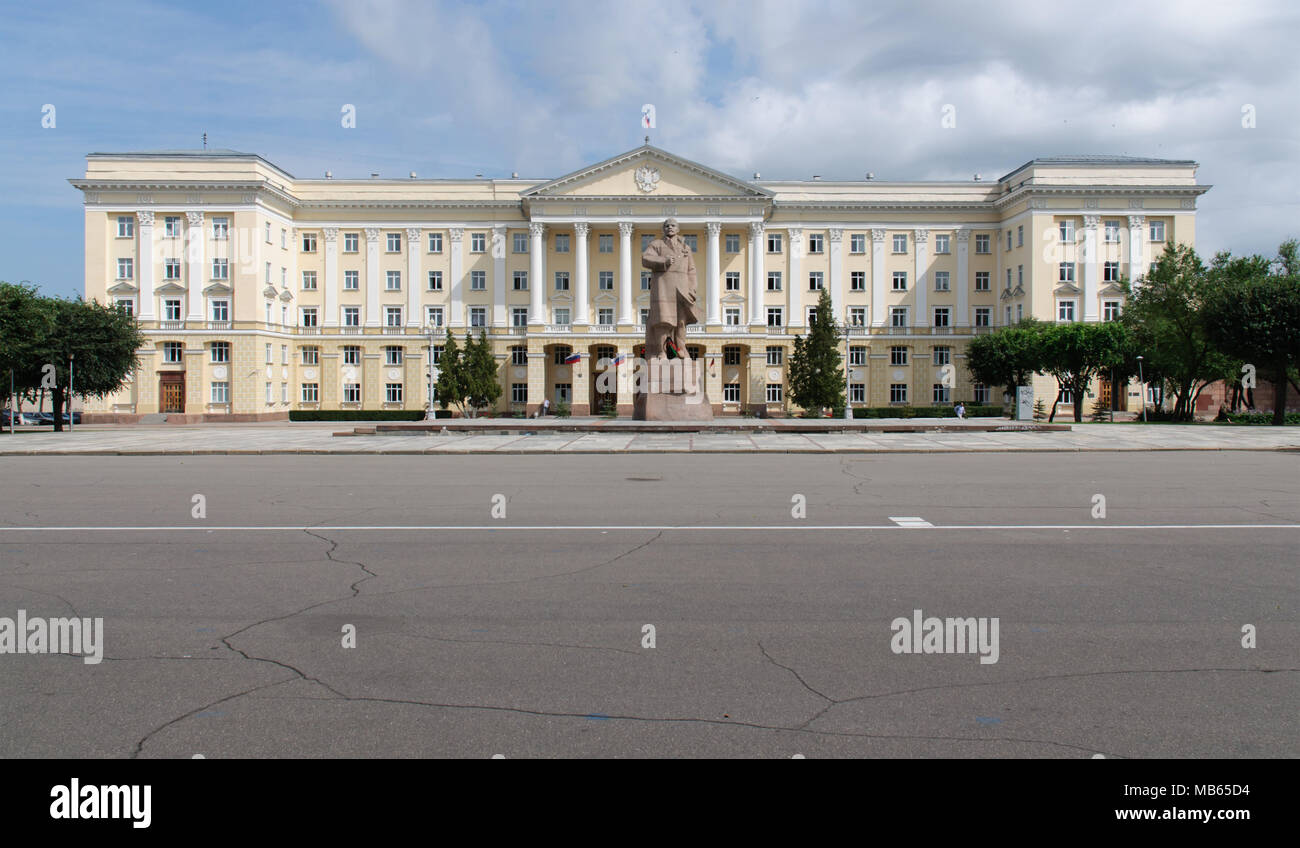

[1,0,1296,298]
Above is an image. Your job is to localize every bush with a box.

[851,406,1003,419]
[1225,411,1300,425]
[554,401,571,418]
[290,410,451,422]
[600,398,618,418]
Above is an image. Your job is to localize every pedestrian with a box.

[955,402,966,420]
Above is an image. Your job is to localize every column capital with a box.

[828,228,843,243]
[136,210,155,227]
[574,222,590,238]
[1127,215,1145,228]
[364,227,381,243]
[955,229,972,242]
[787,226,802,240]
[748,221,765,239]
[448,227,464,242]
[529,222,546,238]
[871,228,887,242]
[185,211,204,226]
[1083,215,1100,229]
[705,221,722,237]
[913,228,928,243]
[322,227,338,242]
[406,227,422,242]
[618,221,635,238]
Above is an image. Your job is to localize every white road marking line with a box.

[889,516,934,528]
[0,524,1296,532]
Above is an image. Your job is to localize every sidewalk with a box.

[0,421,1296,454]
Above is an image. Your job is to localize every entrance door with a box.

[160,376,185,412]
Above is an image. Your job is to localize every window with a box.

[427,271,443,291]
[1104,261,1120,282]
[890,307,908,328]
[164,259,181,280]
[597,308,614,326]
[1149,220,1165,242]
[513,232,528,253]
[1059,388,1075,406]
[1006,230,1012,251]
[265,343,273,364]
[893,233,907,254]
[1018,265,1024,287]
[767,272,782,291]
[766,346,784,366]
[805,305,818,326]
[343,307,360,327]
[386,271,401,291]
[767,233,783,253]
[164,299,182,321]
[553,308,570,326]
[684,235,698,252]
[301,346,319,365]
[1017,304,1023,322]
[807,233,824,254]
[723,383,741,402]
[892,271,907,291]
[512,307,528,328]
[282,345,288,365]
[386,232,402,252]
[1058,300,1076,322]
[974,271,990,291]
[725,234,740,253]
[843,346,865,367]
[848,307,866,326]
[302,270,317,290]
[425,306,444,328]
[1006,305,1013,325]
[210,341,230,363]
[115,298,134,316]
[933,346,951,366]
[598,271,614,291]
[511,346,528,366]
[343,346,361,366]
[281,228,287,249]
[386,383,404,404]
[554,233,570,253]
[471,271,486,291]
[640,272,651,291]
[385,306,403,327]
[344,233,359,253]
[850,383,865,403]
[300,383,319,403]
[383,346,403,366]
[598,234,614,253]
[512,383,527,403]
[555,383,571,403]
[210,300,229,322]
[725,272,740,291]
[933,383,951,404]
[850,271,866,292]
[302,232,317,252]
[211,382,229,404]
[344,270,359,291]
[890,384,908,404]
[975,307,991,327]
[767,307,784,327]
[513,271,528,291]
[641,234,653,251]
[850,233,866,254]
[162,342,183,363]
[1006,269,1012,290]
[1059,262,1076,283]
[1059,220,1075,242]
[723,346,742,365]
[265,382,273,404]
[975,234,990,254]
[117,258,133,279]
[554,271,569,291]
[640,308,650,325]
[281,382,288,403]
[207,258,227,280]
[1103,300,1122,321]
[554,346,574,365]
[470,233,486,253]
[339,383,359,404]
[934,233,950,254]
[1104,220,1121,243]
[163,216,181,238]
[725,308,741,326]
[301,307,318,328]
[427,232,442,253]
[890,346,908,366]
[766,383,783,403]
[974,384,990,404]
[281,267,287,287]
[933,307,950,328]
[934,271,950,292]
[1016,226,1023,248]
[117,216,134,238]
[808,271,823,291]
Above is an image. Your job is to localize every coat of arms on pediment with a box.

[634,165,661,193]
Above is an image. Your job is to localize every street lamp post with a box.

[68,353,74,434]
[1136,355,1146,423]
[844,326,852,420]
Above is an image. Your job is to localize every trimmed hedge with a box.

[290,409,453,422]
[852,406,1003,419]
[1224,411,1300,425]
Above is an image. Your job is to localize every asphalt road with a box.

[0,452,1296,758]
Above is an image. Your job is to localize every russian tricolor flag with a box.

[610,353,627,366]
[564,352,582,364]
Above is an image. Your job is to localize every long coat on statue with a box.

[641,235,699,357]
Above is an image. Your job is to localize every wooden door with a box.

[161,377,185,413]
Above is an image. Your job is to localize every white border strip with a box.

[0,524,1296,532]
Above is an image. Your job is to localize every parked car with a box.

[2,410,36,426]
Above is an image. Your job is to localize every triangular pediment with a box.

[1054,282,1081,295]
[155,282,187,295]
[1098,282,1126,296]
[107,281,138,294]
[203,282,233,296]
[522,145,772,201]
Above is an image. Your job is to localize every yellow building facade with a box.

[72,145,1209,419]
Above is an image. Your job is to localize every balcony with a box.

[846,326,869,337]
[341,326,362,334]
[888,326,910,335]
[159,320,185,330]
[973,325,993,335]
[932,326,952,335]
[589,325,617,334]
[544,324,572,333]
[206,321,231,330]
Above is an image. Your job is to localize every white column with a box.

[787,227,803,328]
[408,227,422,326]
[748,222,764,326]
[870,228,887,327]
[449,227,464,327]
[828,227,844,323]
[529,223,546,323]
[322,228,338,326]
[186,211,205,320]
[1128,215,1146,291]
[136,211,155,320]
[618,222,634,325]
[913,228,928,328]
[955,230,970,326]
[491,225,507,328]
[1083,215,1099,321]
[364,228,380,326]
[574,222,590,325]
[706,221,721,326]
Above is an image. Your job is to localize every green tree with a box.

[464,331,503,415]
[434,332,469,415]
[788,289,844,415]
[0,282,55,427]
[1204,240,1300,426]
[1120,243,1235,420]
[1038,321,1129,423]
[32,297,145,431]
[964,317,1045,416]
